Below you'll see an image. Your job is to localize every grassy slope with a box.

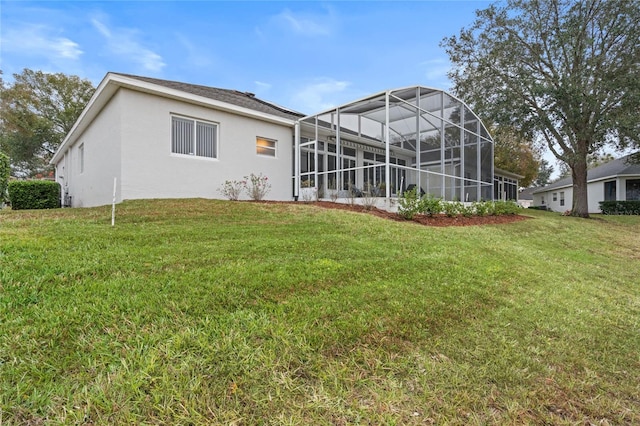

[1,200,639,425]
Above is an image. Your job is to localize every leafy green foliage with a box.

[0,151,9,203]
[1,200,639,424]
[420,193,442,216]
[397,187,421,219]
[442,0,640,217]
[492,126,540,187]
[442,200,462,217]
[0,69,95,177]
[7,180,61,210]
[599,200,640,215]
[472,201,492,216]
[492,200,521,216]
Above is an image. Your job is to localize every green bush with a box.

[8,180,61,210]
[0,152,9,204]
[472,201,492,216]
[442,201,462,217]
[599,200,640,215]
[493,200,521,215]
[398,188,421,219]
[420,194,442,217]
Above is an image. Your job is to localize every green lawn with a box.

[1,199,639,425]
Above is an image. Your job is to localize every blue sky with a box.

[1,1,491,114]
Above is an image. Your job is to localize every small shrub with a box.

[8,180,61,210]
[218,179,244,200]
[420,194,442,217]
[398,188,421,220]
[244,173,271,201]
[442,201,462,217]
[473,201,491,216]
[460,204,475,217]
[493,200,520,215]
[361,190,378,211]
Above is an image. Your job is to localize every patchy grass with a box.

[1,199,639,424]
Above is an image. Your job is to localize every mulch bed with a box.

[304,201,530,227]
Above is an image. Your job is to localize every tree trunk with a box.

[571,156,589,218]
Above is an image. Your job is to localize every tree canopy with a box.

[442,0,640,217]
[492,127,540,187]
[0,69,95,177]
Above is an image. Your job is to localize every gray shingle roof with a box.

[113,73,305,121]
[533,154,640,193]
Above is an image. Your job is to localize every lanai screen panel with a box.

[296,86,494,201]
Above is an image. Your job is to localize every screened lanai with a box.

[293,86,494,204]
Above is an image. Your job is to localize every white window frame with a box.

[559,191,565,206]
[256,136,277,157]
[171,115,219,159]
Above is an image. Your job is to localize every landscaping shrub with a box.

[7,180,61,210]
[442,201,462,217]
[397,188,421,219]
[0,152,9,205]
[599,200,640,215]
[473,201,492,216]
[493,200,520,215]
[420,194,442,216]
[244,173,271,201]
[218,179,244,200]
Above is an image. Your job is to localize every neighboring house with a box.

[52,73,519,207]
[532,154,640,213]
[517,186,535,209]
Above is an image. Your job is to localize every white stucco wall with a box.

[55,91,122,207]
[117,89,295,202]
[532,177,640,213]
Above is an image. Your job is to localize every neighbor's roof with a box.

[52,73,304,164]
[533,154,640,193]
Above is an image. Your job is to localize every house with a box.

[532,154,640,213]
[52,73,518,208]
[517,186,535,209]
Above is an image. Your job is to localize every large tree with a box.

[0,69,95,177]
[442,0,640,217]
[492,126,540,187]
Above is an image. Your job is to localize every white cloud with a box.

[90,17,165,73]
[290,78,351,113]
[277,9,331,36]
[1,24,83,60]
[174,33,213,69]
[420,58,453,89]
[254,81,272,91]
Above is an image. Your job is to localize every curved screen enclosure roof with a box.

[296,86,495,202]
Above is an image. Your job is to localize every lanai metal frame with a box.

[293,86,494,203]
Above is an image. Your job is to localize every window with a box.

[256,137,276,157]
[626,179,640,201]
[171,116,217,158]
[552,192,557,202]
[79,143,84,173]
[560,191,565,207]
[604,181,616,201]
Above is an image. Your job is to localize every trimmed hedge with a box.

[8,180,61,210]
[599,200,640,215]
